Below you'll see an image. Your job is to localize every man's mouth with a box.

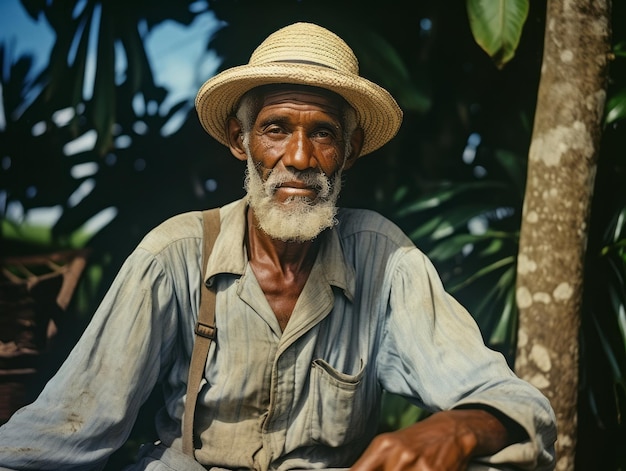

[274,182,318,200]
[279,181,308,189]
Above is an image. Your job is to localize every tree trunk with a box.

[514,1,611,470]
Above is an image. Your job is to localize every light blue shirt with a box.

[0,198,556,471]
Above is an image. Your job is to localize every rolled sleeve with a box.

[377,248,556,470]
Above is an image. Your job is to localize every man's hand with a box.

[350,409,513,471]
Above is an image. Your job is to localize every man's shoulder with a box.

[336,207,410,246]
[137,210,204,255]
[135,199,243,256]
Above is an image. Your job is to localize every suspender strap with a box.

[182,208,221,457]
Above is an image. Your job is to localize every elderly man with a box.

[0,22,556,471]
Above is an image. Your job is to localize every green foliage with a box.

[578,129,626,468]
[2,219,57,248]
[466,0,529,69]
[378,392,428,433]
[344,28,431,114]
[606,39,626,124]
[606,86,626,124]
[18,0,197,155]
[580,22,626,465]
[393,147,525,363]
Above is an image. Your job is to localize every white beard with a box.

[244,157,343,242]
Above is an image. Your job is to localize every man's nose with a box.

[282,130,315,171]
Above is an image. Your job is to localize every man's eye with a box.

[314,129,335,140]
[266,126,284,135]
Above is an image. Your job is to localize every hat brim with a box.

[195,62,403,157]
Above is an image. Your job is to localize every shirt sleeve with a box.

[0,248,180,471]
[376,247,557,470]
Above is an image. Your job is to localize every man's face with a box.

[241,87,352,242]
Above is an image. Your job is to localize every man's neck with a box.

[245,207,321,331]
[245,208,319,275]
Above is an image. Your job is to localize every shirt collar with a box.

[204,198,355,301]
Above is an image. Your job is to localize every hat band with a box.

[272,59,337,70]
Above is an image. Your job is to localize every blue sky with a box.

[0,1,54,76]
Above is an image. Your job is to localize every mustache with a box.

[263,167,331,197]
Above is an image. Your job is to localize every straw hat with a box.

[195,22,403,157]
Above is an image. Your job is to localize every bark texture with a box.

[514,1,611,470]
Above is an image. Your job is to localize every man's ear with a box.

[343,127,364,170]
[226,117,247,162]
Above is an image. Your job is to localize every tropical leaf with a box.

[614,40,626,58]
[91,9,116,155]
[616,208,626,242]
[602,206,626,252]
[345,28,431,113]
[18,0,47,21]
[582,195,626,441]
[492,149,527,198]
[394,181,510,218]
[606,87,626,125]
[448,255,515,293]
[426,231,514,263]
[466,0,529,69]
[408,214,446,241]
[489,280,518,347]
[14,0,199,157]
[0,44,35,114]
[477,237,505,258]
[591,309,626,387]
[427,233,482,262]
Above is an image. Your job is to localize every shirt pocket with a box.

[310,358,368,447]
